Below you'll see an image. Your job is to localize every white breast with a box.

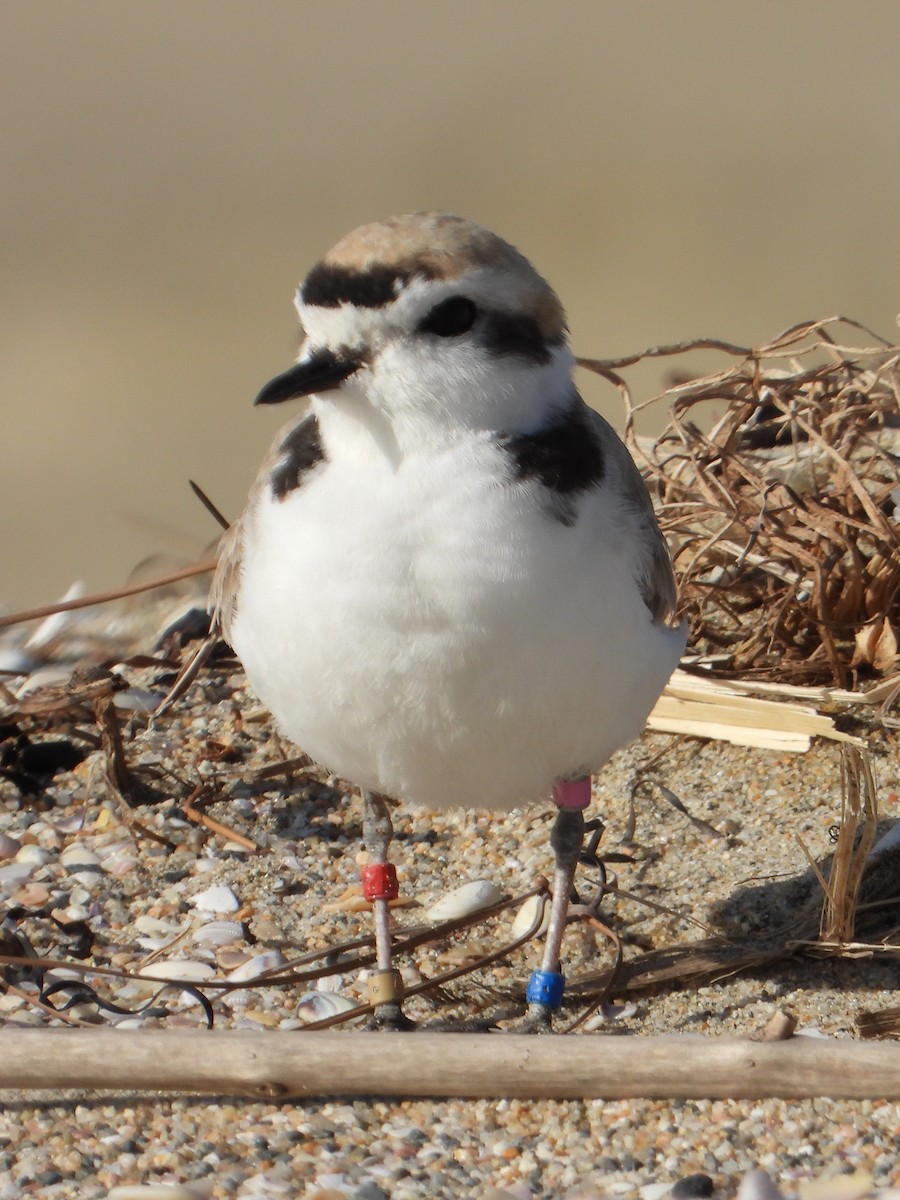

[231,433,683,810]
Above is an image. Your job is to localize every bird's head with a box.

[254,212,575,452]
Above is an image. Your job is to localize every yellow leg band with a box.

[367,968,404,1006]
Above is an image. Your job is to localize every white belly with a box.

[230,441,683,810]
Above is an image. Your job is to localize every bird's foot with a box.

[367,1002,416,1032]
[520,1002,556,1033]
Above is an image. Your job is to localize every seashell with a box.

[315,972,345,993]
[215,947,249,970]
[226,950,287,982]
[14,844,51,866]
[583,1001,640,1031]
[109,1015,163,1030]
[0,646,34,674]
[60,842,102,872]
[0,862,35,889]
[45,967,86,984]
[191,919,245,947]
[138,959,216,982]
[134,915,182,937]
[52,810,86,835]
[191,884,240,913]
[295,990,360,1024]
[510,893,550,940]
[22,582,86,651]
[0,834,20,861]
[424,879,505,922]
[14,666,71,696]
[737,1172,784,1200]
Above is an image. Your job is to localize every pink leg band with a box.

[553,777,591,809]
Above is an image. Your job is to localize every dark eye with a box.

[420,296,478,338]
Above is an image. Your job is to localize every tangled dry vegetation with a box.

[1,315,899,1046]
[582,316,900,688]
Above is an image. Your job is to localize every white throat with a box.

[311,342,577,467]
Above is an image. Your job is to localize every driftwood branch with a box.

[0,1031,898,1100]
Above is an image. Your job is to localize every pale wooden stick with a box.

[0,1031,898,1100]
[0,560,217,630]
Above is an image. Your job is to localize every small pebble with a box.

[737,1171,783,1200]
[14,881,51,907]
[0,834,20,861]
[0,861,34,888]
[640,1184,674,1200]
[60,842,102,871]
[14,844,51,866]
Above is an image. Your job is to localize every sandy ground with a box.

[0,601,898,1198]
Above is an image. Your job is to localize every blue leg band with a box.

[526,969,565,1009]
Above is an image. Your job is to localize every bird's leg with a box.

[524,776,590,1030]
[361,789,408,1029]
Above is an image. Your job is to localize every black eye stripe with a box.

[418,296,478,338]
[479,311,553,364]
[301,263,428,309]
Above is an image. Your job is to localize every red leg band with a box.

[361,862,399,902]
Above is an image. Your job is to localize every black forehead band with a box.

[300,262,437,309]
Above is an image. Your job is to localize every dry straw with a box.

[580,315,900,688]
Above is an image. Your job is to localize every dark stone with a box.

[672,1172,716,1199]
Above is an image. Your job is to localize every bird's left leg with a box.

[361,789,409,1029]
[524,776,590,1029]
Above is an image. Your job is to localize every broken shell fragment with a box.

[191,885,240,913]
[226,950,287,982]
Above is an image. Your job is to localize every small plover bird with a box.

[211,212,686,1027]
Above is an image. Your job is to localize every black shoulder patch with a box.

[479,311,554,364]
[270,414,326,501]
[301,262,427,309]
[499,402,604,526]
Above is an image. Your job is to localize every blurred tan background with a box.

[3,0,900,612]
